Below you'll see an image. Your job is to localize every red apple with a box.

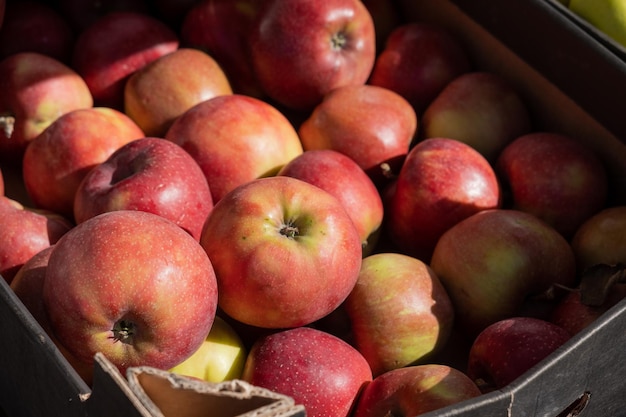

[242,326,373,417]
[298,84,417,188]
[71,11,179,110]
[200,176,362,329]
[430,209,577,338]
[387,137,501,262]
[74,137,213,241]
[164,94,303,203]
[22,107,144,220]
[344,253,455,377]
[248,0,376,110]
[57,0,151,33]
[467,317,571,392]
[368,22,472,114]
[42,210,219,374]
[496,132,608,238]
[421,71,532,162]
[124,48,233,137]
[0,52,93,163]
[352,364,481,417]
[0,167,4,196]
[277,149,384,254]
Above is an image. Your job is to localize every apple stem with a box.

[111,319,136,344]
[380,163,397,180]
[0,114,15,139]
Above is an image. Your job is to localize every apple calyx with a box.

[331,31,348,51]
[0,114,15,138]
[280,222,300,239]
[111,319,137,345]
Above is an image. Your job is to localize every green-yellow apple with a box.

[352,364,481,417]
[200,176,362,329]
[124,48,233,137]
[169,315,247,383]
[248,0,376,110]
[242,326,373,417]
[569,0,626,48]
[164,94,303,203]
[344,253,455,377]
[22,107,144,220]
[73,137,213,241]
[42,210,219,374]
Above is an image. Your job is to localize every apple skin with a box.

[42,210,219,374]
[277,149,384,254]
[467,317,571,392]
[421,71,532,162]
[164,94,303,203]
[430,209,577,338]
[352,364,481,417]
[344,253,455,377]
[22,107,145,220]
[71,11,179,110]
[169,315,247,383]
[0,196,73,284]
[386,137,501,262]
[496,132,608,238]
[298,84,417,188]
[73,137,213,241]
[200,176,363,329]
[124,48,233,137]
[248,0,376,110]
[242,326,373,417]
[0,52,93,164]
[368,22,472,114]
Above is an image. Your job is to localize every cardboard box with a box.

[2,0,626,416]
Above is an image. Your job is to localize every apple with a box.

[180,0,266,97]
[169,315,247,383]
[200,176,363,329]
[71,11,179,110]
[124,48,233,137]
[467,317,571,392]
[164,94,303,203]
[496,132,608,238]
[0,0,75,63]
[0,167,4,196]
[57,0,151,33]
[298,84,417,188]
[248,0,376,110]
[430,209,577,338]
[73,137,213,241]
[242,326,373,417]
[386,137,501,262]
[368,22,472,114]
[0,52,93,163]
[352,364,481,417]
[421,71,532,162]
[22,107,144,220]
[277,149,384,254]
[42,210,219,374]
[0,196,73,284]
[343,252,455,377]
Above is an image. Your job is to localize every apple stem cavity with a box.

[111,319,137,345]
[0,114,15,139]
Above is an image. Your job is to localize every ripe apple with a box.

[57,0,151,33]
[242,326,373,417]
[124,48,233,137]
[164,94,303,203]
[248,0,376,110]
[169,315,247,383]
[22,107,144,220]
[430,209,577,338]
[496,132,608,238]
[298,84,417,188]
[0,167,4,196]
[42,210,219,374]
[352,364,481,417]
[0,52,93,163]
[277,149,384,254]
[467,317,571,392]
[421,71,532,162]
[71,11,179,110]
[368,22,472,114]
[386,137,501,262]
[0,196,73,284]
[200,176,363,329]
[343,252,455,377]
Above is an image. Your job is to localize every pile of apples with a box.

[1,0,626,416]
